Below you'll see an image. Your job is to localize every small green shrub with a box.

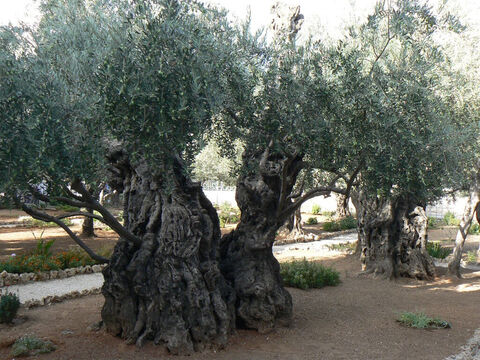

[443,212,460,226]
[217,202,240,226]
[55,204,80,212]
[468,223,480,235]
[280,259,340,290]
[339,215,357,230]
[0,292,20,324]
[427,217,438,229]
[321,211,336,217]
[311,204,321,215]
[426,242,452,259]
[466,251,477,264]
[323,221,341,232]
[326,242,356,253]
[305,217,318,225]
[11,335,56,357]
[396,311,450,329]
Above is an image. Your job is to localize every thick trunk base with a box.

[357,193,435,280]
[219,148,300,332]
[101,154,234,354]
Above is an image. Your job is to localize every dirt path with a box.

[1,255,480,360]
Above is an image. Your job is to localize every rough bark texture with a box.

[101,151,235,354]
[448,169,480,277]
[356,191,435,279]
[220,148,303,333]
[278,207,304,241]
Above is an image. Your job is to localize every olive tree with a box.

[322,0,475,279]
[0,0,253,354]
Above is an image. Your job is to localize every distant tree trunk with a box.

[356,190,435,279]
[219,148,303,333]
[81,208,95,237]
[336,194,350,218]
[448,169,480,277]
[101,151,235,354]
[280,207,304,241]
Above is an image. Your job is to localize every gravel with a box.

[4,273,103,304]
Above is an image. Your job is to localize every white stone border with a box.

[0,264,107,287]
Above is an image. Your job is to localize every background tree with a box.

[322,0,475,279]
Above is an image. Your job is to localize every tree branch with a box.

[70,179,142,246]
[20,203,109,263]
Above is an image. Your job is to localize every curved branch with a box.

[70,179,142,246]
[21,204,109,263]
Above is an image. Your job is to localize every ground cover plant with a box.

[396,311,451,329]
[0,291,20,324]
[10,335,56,357]
[326,242,356,253]
[280,259,340,290]
[426,242,452,259]
[323,216,357,232]
[0,240,112,273]
[305,217,318,225]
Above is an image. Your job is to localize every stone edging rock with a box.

[22,287,102,309]
[0,264,107,287]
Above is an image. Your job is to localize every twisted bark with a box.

[101,151,235,354]
[356,191,435,279]
[219,148,303,333]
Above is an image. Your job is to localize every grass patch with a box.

[426,242,452,259]
[326,242,356,253]
[280,259,340,290]
[11,335,56,357]
[396,311,451,329]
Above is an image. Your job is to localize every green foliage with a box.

[427,217,439,229]
[321,211,336,218]
[280,259,340,290]
[305,217,318,225]
[217,202,240,226]
[426,242,452,259]
[311,204,321,215]
[0,243,111,274]
[23,218,73,228]
[465,251,478,264]
[55,204,80,212]
[326,242,356,253]
[339,215,357,230]
[11,335,56,357]
[443,212,460,226]
[323,221,341,232]
[0,291,20,324]
[323,216,357,232]
[468,222,480,235]
[396,311,451,329]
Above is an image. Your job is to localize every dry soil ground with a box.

[1,210,480,359]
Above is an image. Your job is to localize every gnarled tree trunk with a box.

[356,191,435,279]
[101,151,235,354]
[219,148,303,333]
